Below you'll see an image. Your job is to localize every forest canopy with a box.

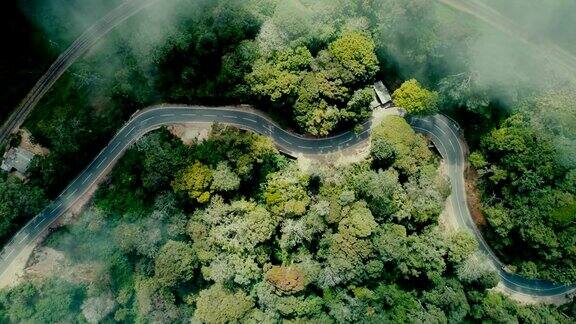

[1,0,576,322]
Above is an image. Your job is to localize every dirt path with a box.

[0,237,37,289]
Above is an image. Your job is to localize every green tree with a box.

[293,70,348,135]
[135,130,189,192]
[172,161,214,203]
[211,162,241,192]
[397,165,449,225]
[392,79,439,115]
[246,46,312,102]
[447,231,479,265]
[375,284,444,323]
[472,292,519,323]
[254,281,324,318]
[375,225,447,281]
[193,284,254,324]
[248,30,380,136]
[456,253,499,289]
[154,240,198,288]
[370,138,396,170]
[294,99,341,136]
[326,31,379,84]
[338,201,378,238]
[191,198,279,256]
[423,279,470,323]
[438,72,490,116]
[218,40,261,99]
[350,168,402,219]
[0,278,85,323]
[202,254,261,286]
[0,174,47,242]
[345,87,374,122]
[113,221,162,258]
[469,151,488,170]
[318,232,374,287]
[372,115,434,176]
[134,277,181,323]
[264,165,310,217]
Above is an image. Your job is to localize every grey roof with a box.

[1,147,35,173]
[373,81,392,106]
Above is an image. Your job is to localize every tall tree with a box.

[392,79,439,115]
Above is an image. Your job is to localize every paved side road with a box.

[410,115,576,297]
[0,0,159,146]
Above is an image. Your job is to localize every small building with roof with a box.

[373,81,393,108]
[1,147,35,174]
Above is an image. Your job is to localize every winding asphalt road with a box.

[0,0,159,146]
[0,104,574,298]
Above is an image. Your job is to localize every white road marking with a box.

[161,113,175,117]
[126,126,136,137]
[96,159,105,169]
[141,116,154,123]
[224,115,237,119]
[427,124,457,155]
[204,114,218,117]
[183,113,197,117]
[242,117,257,123]
[18,234,29,245]
[297,145,312,149]
[51,202,63,214]
[34,218,46,229]
[6,249,14,259]
[67,189,78,199]
[280,138,292,145]
[81,173,92,185]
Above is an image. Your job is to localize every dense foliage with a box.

[0,174,47,244]
[247,31,378,135]
[470,91,576,283]
[392,79,439,115]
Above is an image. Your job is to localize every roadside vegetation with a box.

[469,92,576,284]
